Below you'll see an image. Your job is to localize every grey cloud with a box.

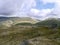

[0,0,24,15]
[0,0,36,17]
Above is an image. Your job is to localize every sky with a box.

[0,0,60,20]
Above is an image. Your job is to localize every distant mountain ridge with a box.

[0,17,60,28]
[36,18,60,28]
[0,17,39,28]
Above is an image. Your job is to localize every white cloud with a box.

[16,0,36,17]
[0,0,60,20]
[41,0,60,18]
[29,0,60,20]
[0,0,36,17]
[41,0,59,4]
[29,8,53,20]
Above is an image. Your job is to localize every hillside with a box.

[0,17,39,28]
[36,18,60,28]
[0,24,60,45]
[0,18,60,45]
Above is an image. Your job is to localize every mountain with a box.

[0,17,39,28]
[1,17,60,29]
[0,17,60,45]
[35,18,60,28]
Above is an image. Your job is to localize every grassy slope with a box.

[0,25,60,45]
[0,18,60,45]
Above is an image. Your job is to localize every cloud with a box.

[0,0,36,17]
[28,8,53,20]
[28,0,60,20]
[29,0,60,20]
[41,0,60,18]
[41,0,56,3]
[0,0,60,20]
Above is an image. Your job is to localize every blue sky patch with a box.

[35,0,55,10]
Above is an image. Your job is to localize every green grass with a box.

[0,25,60,45]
